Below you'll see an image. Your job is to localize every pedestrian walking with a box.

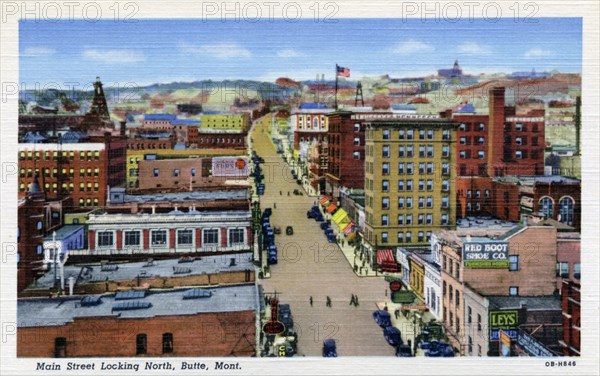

[354,295,359,306]
[309,296,313,306]
[395,309,400,319]
[349,295,354,306]
[274,203,277,208]
[280,190,282,195]
[384,303,388,311]
[326,296,332,307]
[385,288,388,297]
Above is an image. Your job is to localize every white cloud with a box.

[391,39,434,55]
[22,47,56,57]
[82,49,146,64]
[524,48,553,58]
[277,49,305,58]
[178,42,251,59]
[457,42,492,55]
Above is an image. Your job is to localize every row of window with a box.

[19,150,100,161]
[379,231,432,244]
[459,136,485,145]
[459,123,486,132]
[152,168,197,177]
[96,228,246,248]
[459,150,485,159]
[379,128,448,141]
[379,162,451,175]
[19,167,101,178]
[379,179,450,193]
[539,196,575,225]
[380,213,449,226]
[506,123,541,132]
[378,144,450,159]
[556,262,581,279]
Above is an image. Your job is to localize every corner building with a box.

[363,116,457,248]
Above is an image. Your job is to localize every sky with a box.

[19,18,581,87]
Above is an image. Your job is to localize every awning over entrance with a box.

[332,208,349,224]
[377,249,395,265]
[319,196,330,206]
[326,204,337,214]
[343,222,354,235]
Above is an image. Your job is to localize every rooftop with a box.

[33,253,254,289]
[144,114,177,121]
[172,119,201,126]
[494,175,580,185]
[116,189,249,204]
[18,284,258,327]
[457,216,519,230]
[487,295,561,311]
[44,225,84,241]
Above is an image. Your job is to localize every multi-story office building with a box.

[363,116,457,248]
[290,103,335,150]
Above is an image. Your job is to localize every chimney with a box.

[120,121,127,137]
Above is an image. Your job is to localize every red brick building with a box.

[325,110,392,196]
[197,130,247,150]
[559,280,580,356]
[452,87,545,178]
[18,134,126,209]
[127,135,174,151]
[555,232,580,292]
[17,285,257,357]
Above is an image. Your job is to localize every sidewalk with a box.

[375,301,426,357]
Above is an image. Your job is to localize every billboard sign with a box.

[212,157,249,177]
[490,310,519,329]
[491,329,518,341]
[463,241,509,268]
[391,290,416,304]
[517,330,556,357]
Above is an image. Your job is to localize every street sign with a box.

[391,290,415,304]
[262,320,285,335]
[389,281,402,292]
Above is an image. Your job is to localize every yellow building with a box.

[199,114,250,132]
[126,149,246,188]
[363,117,457,248]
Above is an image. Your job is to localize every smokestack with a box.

[120,120,127,137]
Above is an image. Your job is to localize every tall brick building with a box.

[18,134,126,209]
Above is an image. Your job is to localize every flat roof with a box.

[32,253,254,289]
[494,175,580,185]
[119,189,249,203]
[18,284,258,327]
[488,296,561,311]
[43,225,84,241]
[457,216,519,230]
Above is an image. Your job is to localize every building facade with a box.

[559,280,580,356]
[363,116,457,248]
[84,210,252,255]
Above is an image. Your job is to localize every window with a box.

[419,145,426,157]
[398,180,405,191]
[427,145,434,157]
[442,180,449,192]
[398,214,404,225]
[398,146,405,157]
[398,163,405,175]
[136,334,147,355]
[405,232,412,242]
[426,197,433,208]
[442,145,449,157]
[382,180,389,192]
[353,137,360,146]
[478,137,485,145]
[397,232,404,243]
[478,151,485,159]
[442,163,450,175]
[407,129,414,140]
[151,230,167,246]
[509,255,519,271]
[353,151,360,160]
[399,129,405,139]
[203,229,219,245]
[37,244,43,255]
[426,214,432,225]
[477,314,482,331]
[354,123,360,132]
[153,168,159,177]
[459,151,466,159]
[177,230,193,246]
[460,137,467,145]
[97,231,114,247]
[381,215,389,226]
[539,197,554,218]
[381,232,388,244]
[124,231,140,247]
[455,291,460,307]
[556,262,569,278]
[515,123,523,131]
[162,333,173,354]
[382,197,390,210]
[468,336,473,354]
[515,150,523,159]
[574,263,581,279]
[407,145,414,157]
[418,214,424,225]
[94,167,99,177]
[406,180,413,191]
[559,197,574,225]
[173,168,180,177]
[406,197,413,208]
[427,129,434,140]
[398,197,405,209]
[418,231,424,242]
[418,197,424,208]
[382,145,390,157]
[419,129,425,140]
[383,129,390,140]
[229,228,245,245]
[406,214,413,225]
[419,162,425,174]
[442,129,450,140]
[382,163,390,175]
[509,286,519,296]
[459,123,466,131]
[418,179,425,191]
[467,306,472,323]
[191,168,196,177]
[478,344,482,357]
[54,337,67,358]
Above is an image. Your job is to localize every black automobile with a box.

[396,344,413,357]
[322,339,337,357]
[286,226,294,235]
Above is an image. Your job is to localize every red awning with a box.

[326,204,337,214]
[377,249,395,265]
[343,223,354,235]
[319,196,330,205]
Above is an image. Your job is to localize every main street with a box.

[251,116,395,356]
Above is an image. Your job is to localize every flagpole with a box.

[335,64,338,110]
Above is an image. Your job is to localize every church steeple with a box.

[90,76,110,120]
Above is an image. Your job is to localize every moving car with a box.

[395,344,413,357]
[372,310,392,327]
[322,339,337,357]
[383,326,403,347]
[423,340,455,357]
[286,226,294,235]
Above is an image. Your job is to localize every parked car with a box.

[372,310,392,327]
[320,222,329,230]
[423,340,454,357]
[286,226,294,235]
[274,226,281,235]
[383,326,403,347]
[263,208,272,217]
[395,344,413,357]
[322,339,337,357]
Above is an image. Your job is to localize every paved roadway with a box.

[251,116,395,357]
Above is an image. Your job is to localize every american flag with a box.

[336,65,350,77]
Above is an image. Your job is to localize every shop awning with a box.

[319,196,330,206]
[377,249,395,265]
[326,204,337,214]
[346,232,356,241]
[332,208,350,225]
[343,222,354,235]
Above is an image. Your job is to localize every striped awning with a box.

[319,196,330,206]
[326,204,337,214]
[343,222,354,235]
[377,249,395,265]
[332,209,350,225]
